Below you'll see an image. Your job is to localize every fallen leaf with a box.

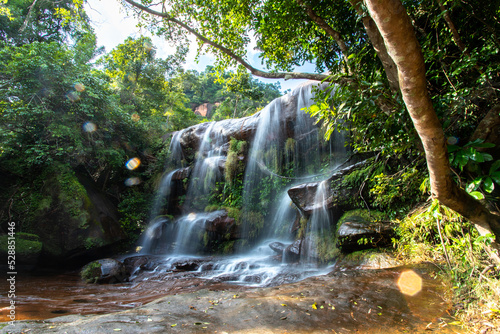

[113,329,121,332]
[280,316,287,320]
[194,322,203,325]
[312,302,318,310]
[171,324,177,327]
[281,304,287,307]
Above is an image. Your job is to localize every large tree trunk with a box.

[364,0,500,243]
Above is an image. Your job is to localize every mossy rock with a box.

[336,209,396,253]
[80,258,128,284]
[0,233,42,265]
[336,250,402,269]
[337,209,387,226]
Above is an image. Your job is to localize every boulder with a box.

[283,239,302,263]
[203,210,239,239]
[0,233,42,265]
[122,255,159,276]
[81,258,128,284]
[269,241,287,254]
[287,159,372,216]
[32,167,125,266]
[336,209,396,253]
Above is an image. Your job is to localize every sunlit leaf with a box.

[469,191,484,200]
[483,177,494,193]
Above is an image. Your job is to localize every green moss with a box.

[315,232,340,264]
[205,205,220,212]
[80,261,102,284]
[242,211,264,239]
[222,240,235,254]
[203,232,209,247]
[337,209,387,226]
[225,138,247,186]
[84,237,104,250]
[223,206,241,223]
[0,233,42,257]
[297,216,308,239]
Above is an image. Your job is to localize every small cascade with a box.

[184,122,225,211]
[300,180,333,264]
[264,192,297,241]
[172,211,225,255]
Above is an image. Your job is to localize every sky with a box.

[84,0,314,93]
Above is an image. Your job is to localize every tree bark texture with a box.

[364,0,500,241]
[349,0,400,92]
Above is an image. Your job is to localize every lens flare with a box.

[126,158,141,170]
[125,177,141,186]
[66,91,80,102]
[82,122,97,133]
[447,136,458,145]
[144,41,154,51]
[74,83,85,92]
[397,270,422,296]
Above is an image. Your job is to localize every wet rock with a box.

[288,159,371,216]
[173,258,204,271]
[336,209,396,253]
[171,167,191,180]
[122,255,159,276]
[204,210,239,239]
[80,258,128,284]
[12,263,457,334]
[283,239,302,263]
[269,241,286,254]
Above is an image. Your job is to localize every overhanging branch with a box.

[122,0,331,82]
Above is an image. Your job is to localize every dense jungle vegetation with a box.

[1,0,500,331]
[0,0,281,258]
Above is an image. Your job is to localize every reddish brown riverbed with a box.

[0,268,237,322]
[3,263,463,334]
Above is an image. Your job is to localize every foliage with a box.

[396,200,500,330]
[80,260,102,284]
[117,189,150,240]
[448,139,500,199]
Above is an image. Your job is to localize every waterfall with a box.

[300,180,333,264]
[136,81,347,285]
[184,122,225,211]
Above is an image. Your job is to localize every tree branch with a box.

[349,0,400,92]
[122,0,331,82]
[294,0,352,75]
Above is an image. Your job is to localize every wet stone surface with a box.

[2,263,462,334]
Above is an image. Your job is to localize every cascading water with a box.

[300,180,333,264]
[184,122,226,211]
[137,81,348,286]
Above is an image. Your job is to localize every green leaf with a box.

[471,142,495,148]
[482,153,494,162]
[483,177,494,193]
[469,150,484,162]
[489,160,500,175]
[491,171,500,184]
[469,191,484,200]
